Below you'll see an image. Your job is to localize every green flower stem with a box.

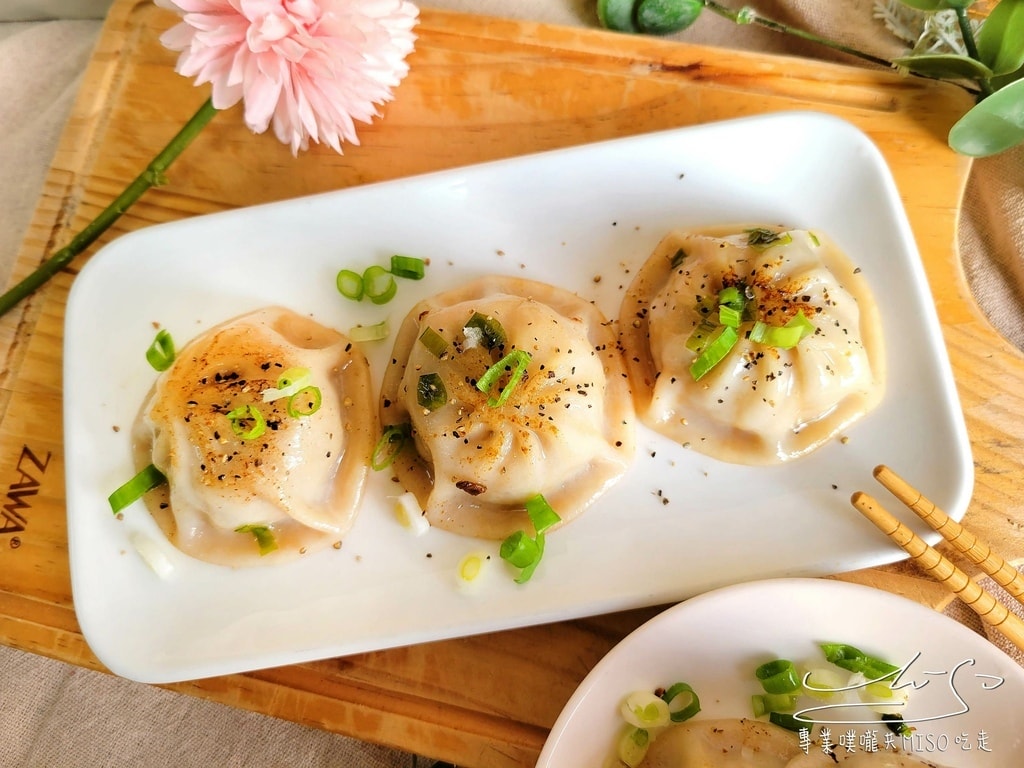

[954,5,994,98]
[0,97,220,320]
[701,0,896,70]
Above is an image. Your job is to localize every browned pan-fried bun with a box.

[135,307,376,567]
[380,275,635,540]
[620,228,884,465]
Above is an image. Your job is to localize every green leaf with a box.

[948,77,1024,156]
[993,63,1024,91]
[977,0,1024,75]
[893,53,994,79]
[597,0,638,32]
[636,0,703,35]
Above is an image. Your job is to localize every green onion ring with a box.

[234,524,278,556]
[464,312,506,350]
[718,304,742,328]
[108,463,167,514]
[286,385,322,417]
[226,404,266,440]
[661,682,701,722]
[820,643,901,682]
[390,254,426,280]
[363,265,397,305]
[336,268,364,301]
[371,423,410,470]
[418,326,449,358]
[416,373,447,411]
[499,530,546,584]
[717,285,746,312]
[755,659,801,694]
[262,367,313,402]
[145,329,176,372]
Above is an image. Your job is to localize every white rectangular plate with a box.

[64,112,972,684]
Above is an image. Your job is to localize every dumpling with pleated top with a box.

[619,227,885,464]
[378,275,636,540]
[134,306,376,567]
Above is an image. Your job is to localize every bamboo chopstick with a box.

[872,464,1024,605]
[850,490,1024,653]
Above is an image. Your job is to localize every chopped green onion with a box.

[748,311,815,349]
[456,551,491,591]
[226,404,266,440]
[108,463,167,514]
[820,643,901,682]
[749,321,801,348]
[689,325,738,381]
[882,713,913,737]
[262,367,312,402]
[393,492,430,535]
[276,367,309,390]
[670,247,688,269]
[418,326,449,358]
[336,268,364,301]
[685,318,719,353]
[476,349,532,407]
[128,530,175,579]
[784,310,816,339]
[390,254,426,280]
[287,385,322,417]
[621,691,671,729]
[348,319,390,343]
[499,494,561,584]
[802,667,845,700]
[808,231,821,247]
[768,711,807,732]
[718,304,742,328]
[463,312,506,350]
[717,285,746,312]
[661,682,701,723]
[371,423,410,470]
[145,329,175,372]
[616,726,650,768]
[416,372,447,411]
[524,493,560,535]
[234,524,278,556]
[695,294,717,318]
[755,659,801,694]
[747,228,792,249]
[499,530,543,584]
[751,693,799,718]
[363,265,397,305]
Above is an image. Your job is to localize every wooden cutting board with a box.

[2,2,1023,766]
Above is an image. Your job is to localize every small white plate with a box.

[63,111,971,684]
[537,578,1024,767]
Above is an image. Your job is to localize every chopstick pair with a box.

[851,464,1024,653]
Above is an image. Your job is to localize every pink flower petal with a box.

[162,0,418,155]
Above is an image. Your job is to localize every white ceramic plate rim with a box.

[537,578,1024,768]
[63,111,972,683]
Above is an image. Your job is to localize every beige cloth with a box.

[942,564,1024,668]
[1,3,1022,768]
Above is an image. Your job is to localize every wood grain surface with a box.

[1,1,1022,766]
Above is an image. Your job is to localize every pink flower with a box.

[156,0,419,154]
